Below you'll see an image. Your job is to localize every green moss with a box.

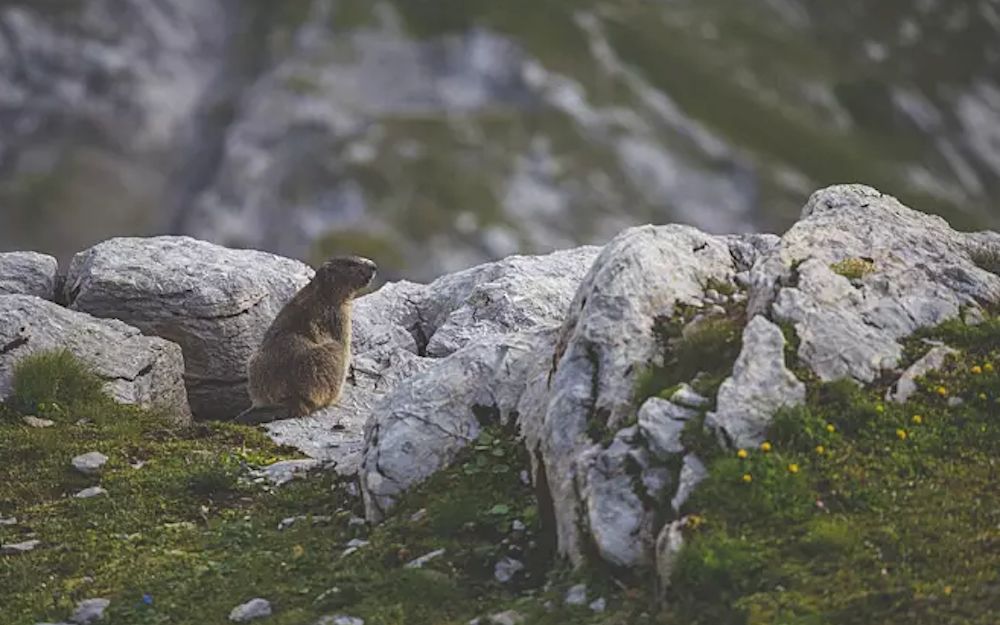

[7,349,107,420]
[636,298,745,403]
[830,257,876,281]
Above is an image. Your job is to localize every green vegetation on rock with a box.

[665,316,1000,625]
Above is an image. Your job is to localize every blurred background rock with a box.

[1,0,998,281]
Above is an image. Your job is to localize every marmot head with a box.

[314,255,378,298]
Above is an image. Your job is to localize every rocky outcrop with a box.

[63,236,313,420]
[751,184,1000,383]
[346,184,1000,573]
[4,182,998,581]
[267,246,599,483]
[0,252,58,299]
[0,295,190,422]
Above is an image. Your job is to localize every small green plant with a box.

[10,349,107,420]
[830,257,875,280]
[637,305,746,403]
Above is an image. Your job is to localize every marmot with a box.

[235,255,377,425]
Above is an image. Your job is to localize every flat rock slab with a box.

[0,252,59,300]
[0,295,191,423]
[64,236,314,420]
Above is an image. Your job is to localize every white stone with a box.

[228,598,272,622]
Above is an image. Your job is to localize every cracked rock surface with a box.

[0,252,59,300]
[64,236,314,419]
[0,295,190,422]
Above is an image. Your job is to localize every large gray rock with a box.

[753,184,1000,384]
[0,295,190,422]
[0,252,58,299]
[362,329,556,520]
[64,236,313,420]
[521,225,769,567]
[706,315,805,448]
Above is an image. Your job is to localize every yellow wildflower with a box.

[737,449,749,459]
[875,404,885,414]
[815,445,825,455]
[826,423,836,433]
[979,393,988,401]
[742,473,753,484]
[936,386,949,397]
[896,428,908,440]
[760,441,772,453]
[787,463,800,474]
[911,414,923,425]
[984,363,994,373]
[943,585,953,596]
[971,365,983,375]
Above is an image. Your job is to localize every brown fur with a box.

[235,256,377,424]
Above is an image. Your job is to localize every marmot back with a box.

[236,255,377,424]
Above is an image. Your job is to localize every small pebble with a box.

[511,519,526,532]
[229,598,272,622]
[315,616,364,625]
[341,539,369,557]
[519,470,531,486]
[278,515,307,531]
[564,583,587,606]
[23,416,55,428]
[74,487,108,499]
[485,611,525,625]
[348,516,366,527]
[71,452,108,476]
[404,548,446,569]
[0,516,17,526]
[493,557,525,583]
[409,508,428,523]
[1,539,41,555]
[70,598,110,624]
[589,597,607,613]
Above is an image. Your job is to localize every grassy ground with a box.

[665,316,1000,625]
[0,352,564,625]
[3,310,998,624]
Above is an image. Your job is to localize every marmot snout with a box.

[235,255,377,424]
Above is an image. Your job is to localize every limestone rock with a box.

[887,345,958,404]
[229,598,272,622]
[706,315,806,447]
[0,252,58,300]
[70,598,110,624]
[74,486,108,499]
[523,225,762,568]
[1,539,41,555]
[71,452,108,475]
[0,296,190,422]
[671,455,708,514]
[637,397,697,458]
[404,548,446,569]
[755,185,1000,384]
[564,584,588,606]
[64,236,313,420]
[655,519,687,599]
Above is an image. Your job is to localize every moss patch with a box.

[830,257,876,281]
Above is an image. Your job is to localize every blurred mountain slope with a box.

[1,0,997,279]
